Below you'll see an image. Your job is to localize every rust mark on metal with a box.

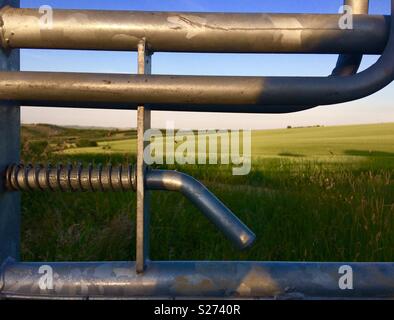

[235,266,281,297]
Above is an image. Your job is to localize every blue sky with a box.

[21,0,394,129]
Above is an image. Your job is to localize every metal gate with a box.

[1,0,394,299]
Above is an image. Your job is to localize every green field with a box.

[60,122,394,159]
[21,123,394,262]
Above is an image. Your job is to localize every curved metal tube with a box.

[0,3,392,113]
[4,163,137,192]
[2,261,394,299]
[287,0,370,113]
[146,170,256,250]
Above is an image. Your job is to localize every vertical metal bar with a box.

[0,0,20,266]
[136,39,152,273]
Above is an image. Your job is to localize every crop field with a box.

[20,123,394,262]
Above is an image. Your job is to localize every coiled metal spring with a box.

[5,163,137,192]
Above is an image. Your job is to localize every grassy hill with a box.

[47,123,394,164]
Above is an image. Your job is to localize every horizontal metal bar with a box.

[0,46,392,112]
[0,6,389,54]
[1,261,394,299]
[4,164,255,249]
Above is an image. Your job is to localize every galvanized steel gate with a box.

[1,0,394,299]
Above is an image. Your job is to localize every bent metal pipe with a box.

[276,0,370,113]
[4,163,256,250]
